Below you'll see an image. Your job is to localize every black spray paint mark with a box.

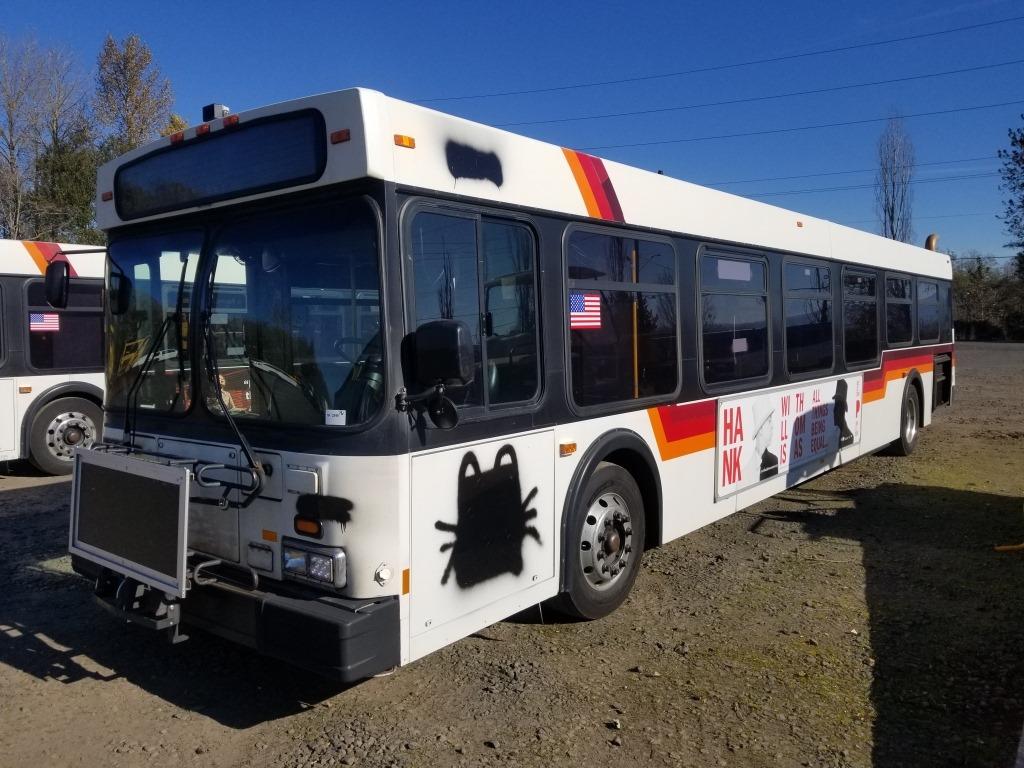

[445,140,503,187]
[833,379,855,448]
[435,445,540,588]
[296,494,354,525]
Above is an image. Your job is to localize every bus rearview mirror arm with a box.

[395,384,460,430]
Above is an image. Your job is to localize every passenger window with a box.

[843,270,878,364]
[700,253,769,385]
[784,262,832,375]
[918,280,940,342]
[568,230,677,407]
[410,210,540,410]
[26,280,103,371]
[885,275,913,346]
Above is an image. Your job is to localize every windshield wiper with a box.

[200,265,265,505]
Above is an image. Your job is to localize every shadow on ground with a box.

[753,483,1024,768]
[0,481,348,729]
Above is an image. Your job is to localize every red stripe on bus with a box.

[863,345,952,403]
[648,399,717,461]
[23,240,79,277]
[577,153,613,221]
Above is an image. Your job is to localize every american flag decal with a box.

[569,292,601,330]
[29,313,60,332]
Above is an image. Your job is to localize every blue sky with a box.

[8,0,1023,261]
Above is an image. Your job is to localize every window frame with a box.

[782,256,835,381]
[562,222,681,416]
[696,245,772,393]
[22,276,105,374]
[401,199,544,420]
[883,270,915,349]
[841,266,880,369]
[916,277,941,344]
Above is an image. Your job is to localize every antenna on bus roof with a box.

[202,103,231,122]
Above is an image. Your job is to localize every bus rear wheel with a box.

[552,462,645,620]
[886,383,920,457]
[29,397,102,476]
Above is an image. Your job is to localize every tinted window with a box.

[701,254,769,384]
[411,211,541,409]
[938,282,952,342]
[843,270,878,364]
[918,280,940,342]
[784,261,832,375]
[885,276,913,345]
[26,280,104,371]
[481,220,540,405]
[568,230,677,407]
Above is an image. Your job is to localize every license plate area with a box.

[70,449,191,598]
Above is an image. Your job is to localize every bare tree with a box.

[0,36,44,238]
[874,117,915,243]
[95,34,173,156]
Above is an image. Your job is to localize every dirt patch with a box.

[1,342,1021,768]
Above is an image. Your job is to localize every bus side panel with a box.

[408,429,557,661]
[0,378,15,456]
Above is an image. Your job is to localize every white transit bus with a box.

[51,89,953,681]
[0,240,105,474]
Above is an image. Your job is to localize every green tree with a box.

[998,114,1024,279]
[95,34,173,158]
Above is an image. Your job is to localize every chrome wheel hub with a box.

[905,398,918,444]
[47,411,97,461]
[579,491,633,591]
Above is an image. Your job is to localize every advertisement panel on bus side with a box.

[716,375,863,497]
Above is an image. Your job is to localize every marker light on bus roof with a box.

[330,129,351,144]
[223,114,239,128]
[394,134,416,149]
[169,131,184,145]
[196,123,210,137]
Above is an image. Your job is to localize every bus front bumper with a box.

[74,555,400,683]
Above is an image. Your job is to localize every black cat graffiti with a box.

[435,445,540,588]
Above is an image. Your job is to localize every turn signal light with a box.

[559,442,577,457]
[101,191,113,202]
[294,516,322,538]
[394,134,416,149]
[330,129,351,144]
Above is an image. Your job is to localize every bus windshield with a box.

[106,198,384,428]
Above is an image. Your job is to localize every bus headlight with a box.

[281,538,346,589]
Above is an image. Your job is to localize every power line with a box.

[498,59,1024,128]
[418,15,1024,102]
[748,171,998,198]
[843,211,993,224]
[706,156,996,186]
[581,99,1024,151]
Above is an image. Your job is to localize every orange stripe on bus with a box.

[563,148,602,219]
[648,403,717,461]
[21,241,49,274]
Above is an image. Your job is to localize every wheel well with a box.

[22,386,104,457]
[604,448,661,551]
[907,372,924,411]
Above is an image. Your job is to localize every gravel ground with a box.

[0,342,1021,768]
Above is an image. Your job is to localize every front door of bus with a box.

[405,208,556,659]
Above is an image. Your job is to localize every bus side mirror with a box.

[108,273,133,315]
[405,319,475,430]
[45,261,69,309]
[415,319,475,389]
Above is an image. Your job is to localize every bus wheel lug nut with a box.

[581,541,591,551]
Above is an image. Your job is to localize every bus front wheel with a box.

[29,397,102,476]
[552,462,645,620]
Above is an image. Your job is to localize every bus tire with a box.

[552,461,645,620]
[28,397,102,476]
[886,383,920,457]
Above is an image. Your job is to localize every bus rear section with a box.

[0,240,106,475]
[64,88,952,681]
